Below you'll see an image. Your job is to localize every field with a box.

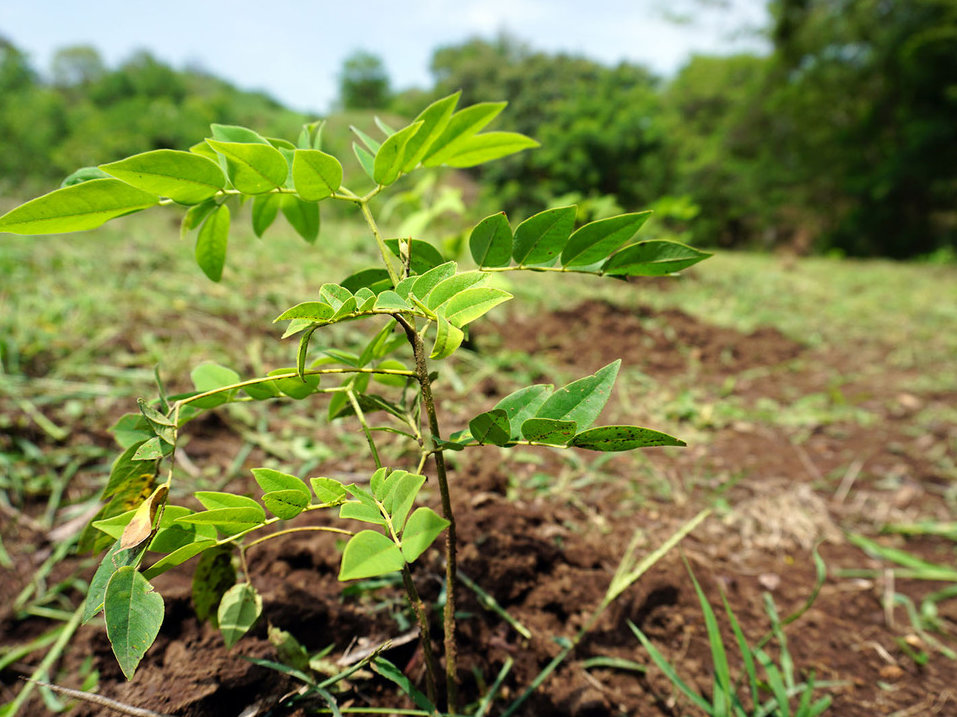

[1,207,956,716]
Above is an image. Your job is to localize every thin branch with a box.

[22,679,174,717]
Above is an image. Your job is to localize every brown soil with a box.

[2,300,956,716]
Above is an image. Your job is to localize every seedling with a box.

[0,94,711,710]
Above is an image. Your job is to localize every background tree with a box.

[338,50,392,110]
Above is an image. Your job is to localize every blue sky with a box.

[1,1,769,113]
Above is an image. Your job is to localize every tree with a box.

[51,45,105,88]
[338,50,391,110]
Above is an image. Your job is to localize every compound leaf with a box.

[274,301,335,323]
[353,142,375,180]
[100,149,225,204]
[190,362,240,409]
[386,238,445,274]
[339,530,404,581]
[383,471,426,533]
[561,211,653,268]
[292,149,342,200]
[210,124,269,144]
[513,205,576,266]
[601,240,711,277]
[218,583,262,648]
[142,539,217,580]
[0,179,158,235]
[310,476,348,504]
[268,368,320,399]
[425,271,489,310]
[411,261,457,300]
[400,507,450,563]
[191,545,235,626]
[571,425,686,451]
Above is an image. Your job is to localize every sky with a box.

[0,0,769,114]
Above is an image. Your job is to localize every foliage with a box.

[0,92,710,711]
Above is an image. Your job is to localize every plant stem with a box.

[396,315,459,711]
[359,200,403,286]
[401,566,440,707]
[346,388,382,469]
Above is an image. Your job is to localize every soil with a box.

[2,299,956,716]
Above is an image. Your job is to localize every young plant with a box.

[0,93,711,710]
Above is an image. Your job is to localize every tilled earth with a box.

[2,299,956,716]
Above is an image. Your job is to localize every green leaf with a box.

[374,121,423,186]
[443,131,539,168]
[385,238,446,275]
[426,271,489,310]
[194,491,262,511]
[441,286,512,328]
[469,409,511,446]
[372,359,409,387]
[372,656,438,714]
[493,385,554,440]
[189,141,220,162]
[535,360,620,430]
[423,102,507,167]
[430,314,465,359]
[339,530,405,580]
[205,139,287,194]
[369,466,390,498]
[251,193,281,237]
[176,508,265,534]
[400,507,450,563]
[570,425,685,451]
[354,287,377,311]
[339,501,387,526]
[601,240,712,276]
[100,149,225,204]
[195,203,230,282]
[410,261,457,300]
[341,267,392,294]
[218,583,262,648]
[251,467,310,495]
[513,205,576,266]
[274,301,335,323]
[0,179,158,235]
[280,195,319,243]
[148,506,216,553]
[210,123,270,144]
[190,362,240,409]
[83,540,148,623]
[629,622,712,713]
[382,471,425,532]
[104,566,164,680]
[191,545,235,627]
[142,539,217,580]
[401,92,460,171]
[373,290,411,312]
[91,509,137,541]
[319,283,353,309]
[292,149,342,201]
[561,211,653,268]
[521,417,577,446]
[262,490,310,519]
[132,436,165,461]
[310,476,348,504]
[470,212,512,268]
[244,379,280,401]
[181,199,217,239]
[353,142,375,180]
[351,125,381,154]
[268,368,320,399]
